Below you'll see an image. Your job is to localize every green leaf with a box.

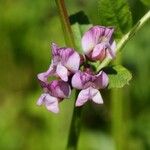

[104,65,132,89]
[97,0,132,38]
[140,0,150,6]
[69,11,92,53]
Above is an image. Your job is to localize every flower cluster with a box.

[37,26,116,113]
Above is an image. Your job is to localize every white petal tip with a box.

[62,77,68,82]
[51,110,59,114]
[95,100,104,104]
[75,101,84,107]
[47,107,59,114]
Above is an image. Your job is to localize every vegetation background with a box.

[0,0,149,149]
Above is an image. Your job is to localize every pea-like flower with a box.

[37,80,71,113]
[38,43,82,82]
[71,70,109,106]
[81,26,116,61]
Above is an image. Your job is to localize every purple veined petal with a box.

[71,71,83,90]
[65,51,80,72]
[75,88,90,107]
[57,81,71,98]
[44,94,59,113]
[89,87,103,104]
[51,43,62,65]
[36,93,47,106]
[91,43,106,61]
[37,73,48,88]
[46,62,57,75]
[56,63,68,82]
[107,40,116,59]
[51,43,59,56]
[104,27,114,40]
[95,71,109,89]
[81,26,105,54]
[82,34,95,54]
[60,48,74,63]
[81,72,96,89]
[49,80,71,98]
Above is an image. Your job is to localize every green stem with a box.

[111,88,127,150]
[55,0,75,47]
[55,1,82,149]
[67,91,82,150]
[97,10,150,71]
[111,57,129,150]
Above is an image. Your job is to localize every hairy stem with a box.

[55,1,82,149]
[97,10,150,71]
[55,0,75,47]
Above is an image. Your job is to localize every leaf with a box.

[104,65,132,89]
[140,0,150,6]
[69,11,92,53]
[97,0,133,38]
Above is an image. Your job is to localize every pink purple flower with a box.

[81,26,116,61]
[71,69,109,106]
[38,43,82,82]
[37,80,71,113]
[36,25,115,113]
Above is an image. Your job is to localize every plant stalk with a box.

[55,0,75,47]
[67,91,82,150]
[111,88,127,150]
[97,10,150,71]
[111,57,129,150]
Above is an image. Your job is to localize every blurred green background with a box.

[0,0,150,149]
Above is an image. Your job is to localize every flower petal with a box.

[89,87,103,104]
[45,94,59,113]
[106,41,116,59]
[65,51,80,72]
[36,93,47,105]
[51,43,59,56]
[75,88,90,106]
[58,81,71,98]
[60,48,74,62]
[91,43,106,61]
[48,80,71,98]
[56,63,68,81]
[95,71,109,89]
[104,28,114,40]
[81,26,104,54]
[71,71,83,89]
[37,63,56,87]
